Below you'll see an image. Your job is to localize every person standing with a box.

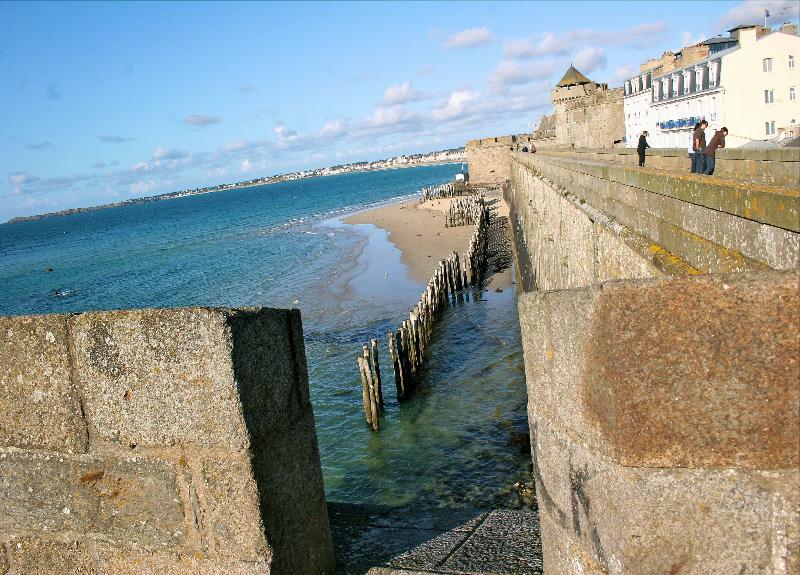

[703,127,728,175]
[637,131,650,167]
[691,120,708,174]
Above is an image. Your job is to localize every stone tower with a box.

[551,65,625,148]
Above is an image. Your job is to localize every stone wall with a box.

[553,88,624,148]
[507,147,800,573]
[544,146,800,187]
[0,307,335,575]
[519,271,799,574]
[507,150,799,291]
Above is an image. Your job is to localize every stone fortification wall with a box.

[553,88,624,148]
[0,307,335,575]
[507,150,799,291]
[466,137,514,185]
[519,270,799,574]
[466,134,557,186]
[545,146,800,187]
[507,148,800,573]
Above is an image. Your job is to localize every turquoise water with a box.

[0,163,530,509]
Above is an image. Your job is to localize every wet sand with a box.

[344,191,510,286]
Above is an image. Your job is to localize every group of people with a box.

[636,122,728,175]
[690,121,728,175]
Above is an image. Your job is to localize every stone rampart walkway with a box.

[329,503,542,575]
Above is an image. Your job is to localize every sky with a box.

[2,0,799,221]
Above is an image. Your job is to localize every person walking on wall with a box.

[691,120,708,174]
[637,131,650,167]
[703,127,728,176]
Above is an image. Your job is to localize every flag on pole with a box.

[764,9,770,17]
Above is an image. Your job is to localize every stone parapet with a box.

[0,308,335,574]
[518,270,800,574]
[544,146,800,188]
[508,151,799,291]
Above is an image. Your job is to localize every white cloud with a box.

[223,139,251,152]
[431,90,478,121]
[130,180,159,195]
[504,33,573,59]
[574,46,607,74]
[383,81,423,105]
[26,141,55,151]
[621,21,670,48]
[183,114,221,127]
[274,125,300,148]
[615,63,637,82]
[680,31,707,47]
[718,0,800,30]
[240,159,253,172]
[9,172,31,186]
[489,60,559,90]
[366,105,411,128]
[443,27,493,49]
[98,134,133,144]
[505,22,668,61]
[320,120,346,138]
[153,147,187,160]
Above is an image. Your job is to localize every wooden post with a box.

[357,356,373,427]
[360,354,379,431]
[370,339,383,409]
[388,331,404,400]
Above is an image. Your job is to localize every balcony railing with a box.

[656,116,706,130]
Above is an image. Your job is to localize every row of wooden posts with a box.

[419,182,469,202]
[357,196,491,431]
[445,195,482,228]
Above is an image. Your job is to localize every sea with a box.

[0,163,530,510]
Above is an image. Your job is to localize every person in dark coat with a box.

[691,120,708,174]
[703,127,728,175]
[637,131,650,167]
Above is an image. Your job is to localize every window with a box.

[791,87,796,101]
[763,58,773,72]
[790,55,795,69]
[765,121,775,135]
[765,89,774,103]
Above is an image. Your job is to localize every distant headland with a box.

[6,147,465,224]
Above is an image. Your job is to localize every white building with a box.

[622,71,654,146]
[623,23,799,149]
[721,24,800,146]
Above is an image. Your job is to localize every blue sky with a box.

[2,0,798,220]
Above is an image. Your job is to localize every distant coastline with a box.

[7,148,465,224]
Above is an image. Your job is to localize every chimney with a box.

[780,23,798,36]
[735,26,758,45]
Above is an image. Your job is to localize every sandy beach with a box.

[344,190,512,288]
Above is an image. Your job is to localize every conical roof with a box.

[556,65,592,87]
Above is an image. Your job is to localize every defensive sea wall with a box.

[503,147,800,573]
[0,307,335,574]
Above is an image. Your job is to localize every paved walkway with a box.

[329,503,543,575]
